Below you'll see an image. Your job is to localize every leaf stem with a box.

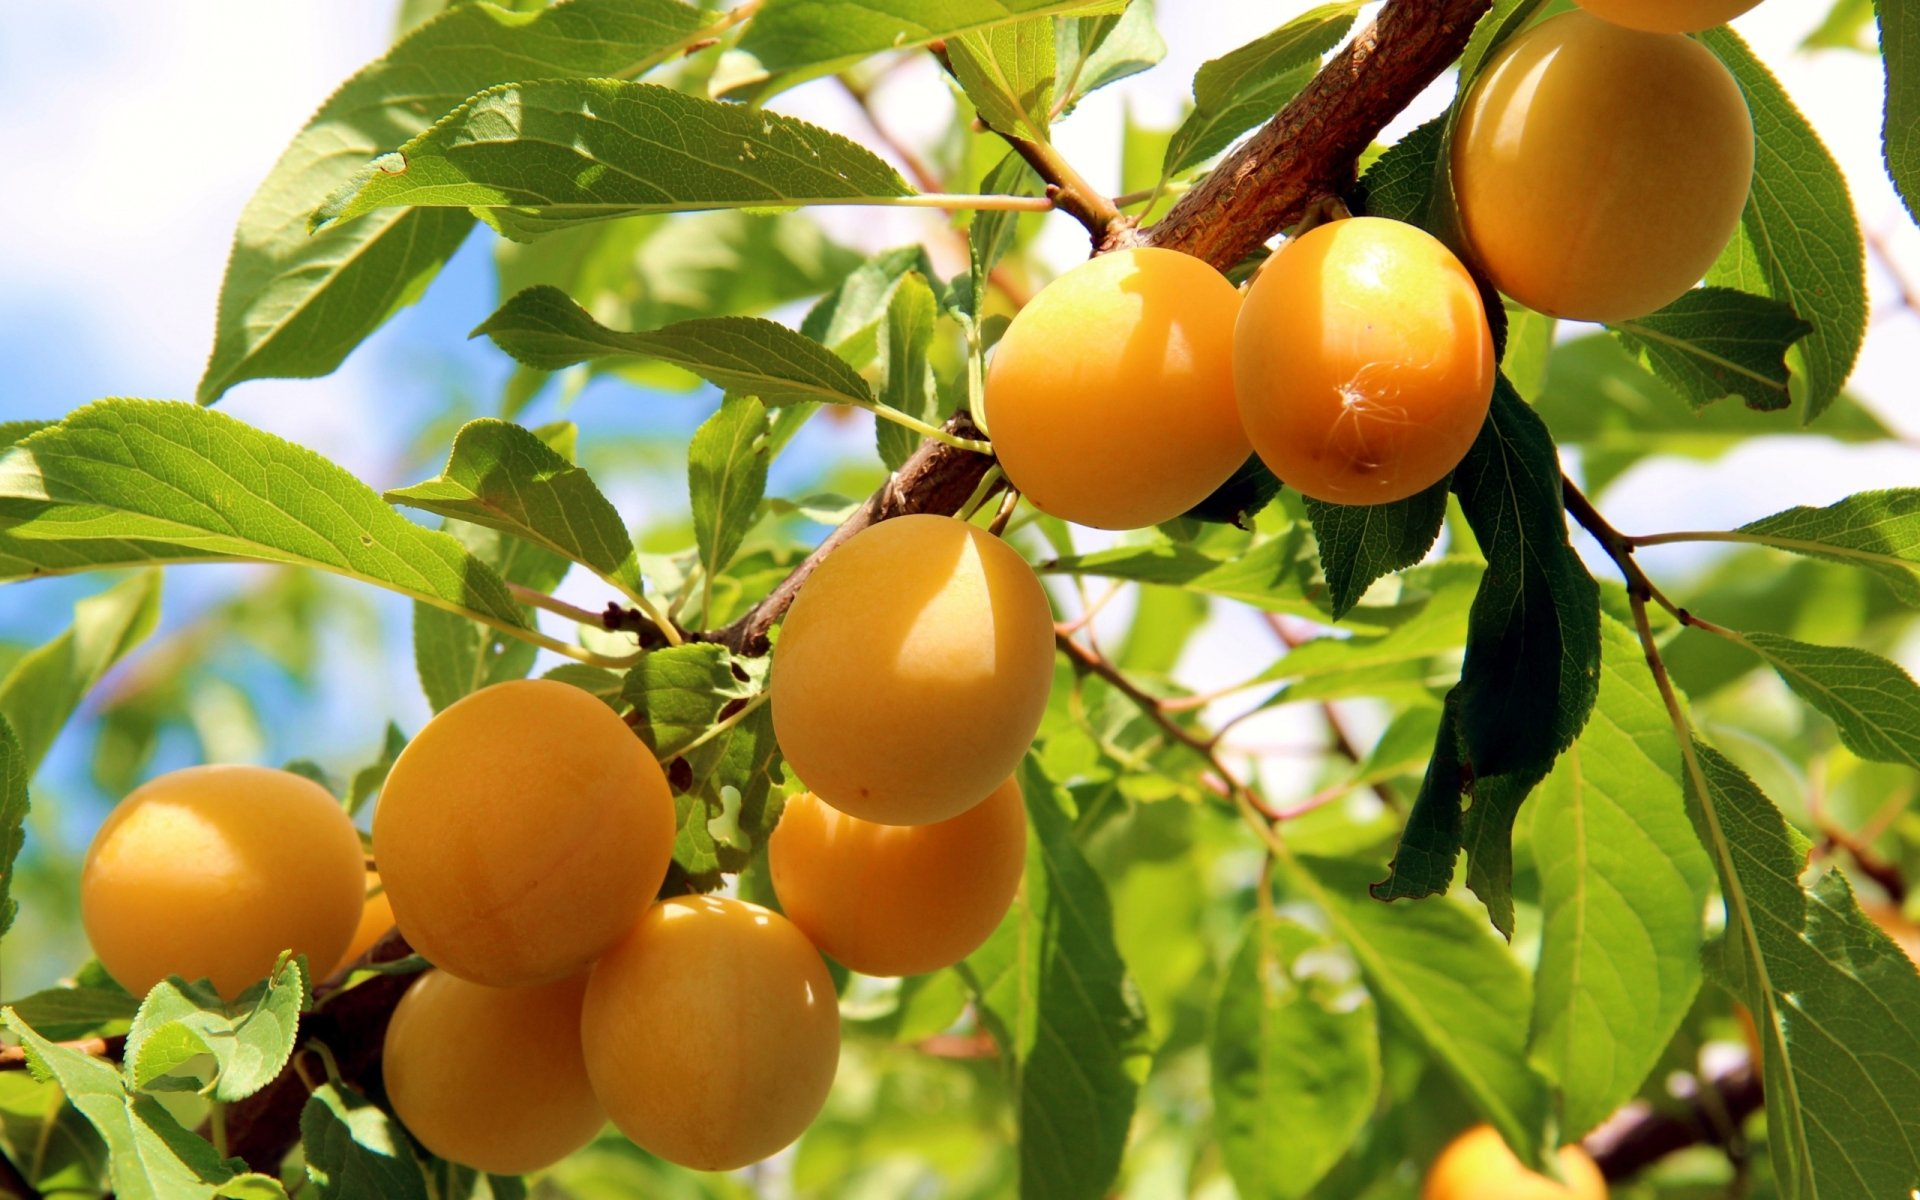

[857,401,995,453]
[209,1100,229,1159]
[878,193,1056,213]
[506,582,608,629]
[957,463,1007,522]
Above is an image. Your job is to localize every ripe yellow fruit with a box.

[1234,216,1494,505]
[983,246,1249,530]
[81,764,364,1000]
[1423,1125,1609,1200]
[581,896,839,1171]
[1572,0,1761,33]
[1452,11,1754,323]
[769,776,1026,976]
[372,678,675,988]
[383,969,604,1175]
[771,514,1054,826]
[330,870,396,977]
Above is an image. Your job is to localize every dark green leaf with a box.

[1683,741,1920,1198]
[723,0,1125,97]
[1299,857,1545,1162]
[671,701,783,890]
[124,958,307,1103]
[690,395,772,620]
[1736,489,1920,606]
[1880,0,1918,223]
[1162,3,1361,179]
[1607,286,1811,412]
[0,1009,288,1200]
[1054,2,1165,115]
[0,400,528,630]
[1212,914,1379,1200]
[200,0,713,402]
[0,720,24,940]
[1305,480,1449,619]
[875,273,940,472]
[478,287,874,409]
[317,81,912,234]
[1527,617,1712,1137]
[0,570,160,774]
[1734,631,1920,769]
[948,17,1056,142]
[1181,455,1283,529]
[301,1082,429,1199]
[1701,29,1867,423]
[963,758,1149,1200]
[1357,115,1444,228]
[970,155,1045,285]
[388,418,640,594]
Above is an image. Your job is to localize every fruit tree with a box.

[0,0,1916,1197]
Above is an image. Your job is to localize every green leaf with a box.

[1701,29,1867,424]
[690,395,772,621]
[0,1009,288,1200]
[0,400,528,631]
[723,0,1125,97]
[948,17,1056,143]
[1731,631,1920,769]
[0,719,24,940]
[803,245,942,371]
[478,286,875,409]
[316,80,912,234]
[199,0,713,403]
[1054,2,1165,115]
[1211,914,1380,1200]
[1527,617,1713,1138]
[1374,380,1601,930]
[1806,0,1876,49]
[3,977,139,1043]
[1250,560,1479,703]
[1683,742,1920,1198]
[301,1082,429,1199]
[1305,480,1450,620]
[1607,287,1811,413]
[874,272,940,473]
[1879,0,1918,223]
[346,723,409,818]
[1534,334,1891,493]
[621,643,756,760]
[1736,489,1920,607]
[962,758,1149,1200]
[0,569,160,774]
[1181,455,1284,530]
[1357,115,1445,228]
[1162,3,1361,180]
[1298,858,1545,1163]
[670,701,784,891]
[387,418,639,594]
[1039,528,1333,623]
[124,958,307,1103]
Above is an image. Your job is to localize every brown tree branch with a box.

[0,1035,123,1072]
[1584,1062,1764,1182]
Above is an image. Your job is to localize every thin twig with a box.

[0,1035,123,1072]
[506,582,612,630]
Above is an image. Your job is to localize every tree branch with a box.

[0,1034,123,1072]
[1584,1062,1764,1182]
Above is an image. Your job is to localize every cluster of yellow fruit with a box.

[986,3,1755,523]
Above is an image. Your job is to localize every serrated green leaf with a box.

[1357,115,1444,228]
[2,979,139,1043]
[1297,857,1545,1163]
[949,17,1056,143]
[875,272,940,473]
[1305,480,1449,620]
[970,155,1045,287]
[962,758,1149,1200]
[1608,286,1811,412]
[621,643,755,759]
[124,958,306,1103]
[478,286,875,411]
[200,0,714,403]
[1211,914,1379,1200]
[1039,528,1331,622]
[1701,29,1866,424]
[316,80,912,233]
[301,1082,429,1199]
[670,702,783,891]
[724,0,1124,97]
[1161,3,1360,180]
[0,569,159,775]
[690,395,771,625]
[1374,379,1600,930]
[1683,741,1920,1198]
[1,1008,288,1200]
[804,245,943,372]
[1054,2,1165,116]
[1735,489,1920,606]
[1528,617,1712,1137]
[1879,0,1918,223]
[388,418,639,594]
[0,400,528,633]
[1730,630,1920,768]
